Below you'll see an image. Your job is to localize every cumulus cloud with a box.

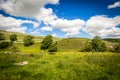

[36,7,57,25]
[0,14,39,33]
[84,15,120,37]
[50,19,85,36]
[30,29,41,35]
[0,0,59,17]
[108,1,120,9]
[41,26,53,31]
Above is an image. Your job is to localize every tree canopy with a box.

[0,33,5,41]
[9,34,17,42]
[23,35,34,46]
[41,35,53,50]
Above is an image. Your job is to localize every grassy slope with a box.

[0,30,115,53]
[57,38,91,52]
[0,52,120,80]
[0,30,61,42]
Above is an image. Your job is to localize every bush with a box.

[82,36,107,52]
[114,43,120,53]
[81,42,92,52]
[0,33,5,41]
[48,42,57,52]
[41,35,53,50]
[9,34,17,42]
[0,42,9,49]
[23,35,34,46]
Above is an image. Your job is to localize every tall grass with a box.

[0,52,120,80]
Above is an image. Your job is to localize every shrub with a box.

[41,35,53,50]
[82,36,107,52]
[0,42,9,49]
[23,35,34,46]
[48,42,57,52]
[114,43,120,53]
[0,33,5,41]
[9,34,17,42]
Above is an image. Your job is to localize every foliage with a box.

[0,52,120,80]
[41,35,53,50]
[23,35,34,46]
[81,42,92,52]
[48,42,57,52]
[9,34,17,42]
[91,36,106,52]
[82,36,107,52]
[0,42,9,49]
[114,43,120,53]
[0,33,5,41]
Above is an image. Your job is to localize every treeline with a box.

[0,33,120,53]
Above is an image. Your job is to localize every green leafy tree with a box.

[81,42,92,52]
[48,42,57,52]
[41,35,53,50]
[0,33,5,41]
[114,43,120,53]
[91,36,106,52]
[23,35,34,46]
[9,34,17,45]
[0,42,9,49]
[9,34,17,42]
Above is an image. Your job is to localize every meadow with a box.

[0,31,120,80]
[0,52,120,80]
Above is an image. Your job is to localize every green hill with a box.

[0,30,61,43]
[0,30,116,53]
[57,38,91,52]
[103,38,120,43]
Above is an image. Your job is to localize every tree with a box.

[9,34,17,42]
[48,42,57,52]
[91,36,106,52]
[41,35,53,50]
[0,33,5,41]
[114,43,120,53]
[0,42,9,49]
[23,35,34,46]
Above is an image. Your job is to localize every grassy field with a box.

[0,30,120,80]
[0,52,120,80]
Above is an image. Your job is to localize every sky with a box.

[0,0,120,38]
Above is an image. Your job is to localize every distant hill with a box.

[0,30,116,52]
[103,38,120,43]
[0,30,61,43]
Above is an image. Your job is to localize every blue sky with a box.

[0,0,120,38]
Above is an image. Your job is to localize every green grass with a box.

[57,38,91,51]
[0,52,120,80]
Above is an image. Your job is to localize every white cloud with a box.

[84,15,120,37]
[50,19,85,36]
[0,0,59,17]
[108,1,120,9]
[41,26,53,31]
[52,33,57,37]
[0,14,39,33]
[30,29,41,35]
[36,7,57,25]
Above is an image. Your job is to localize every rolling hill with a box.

[0,30,116,53]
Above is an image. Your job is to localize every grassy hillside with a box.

[0,30,116,53]
[0,30,61,42]
[0,52,120,80]
[57,38,91,52]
